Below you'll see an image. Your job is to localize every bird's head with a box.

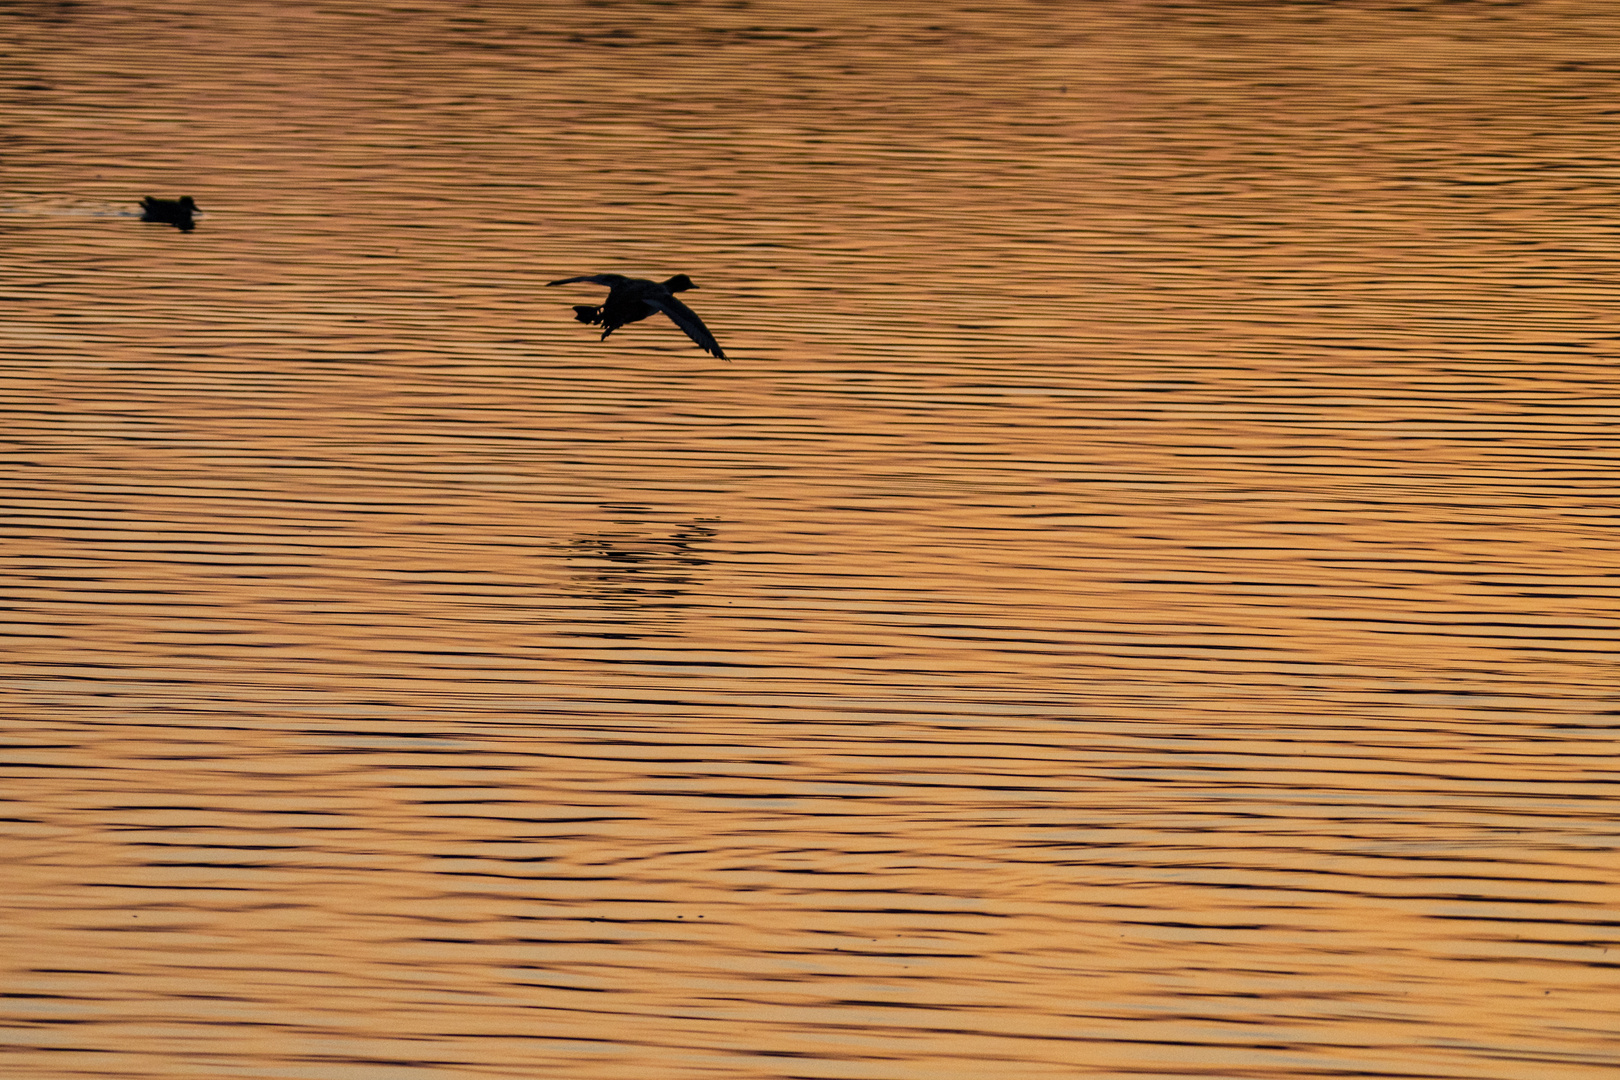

[664,274,698,292]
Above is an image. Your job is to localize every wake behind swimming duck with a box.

[546,273,727,360]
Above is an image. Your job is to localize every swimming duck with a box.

[546,273,726,359]
[140,195,197,231]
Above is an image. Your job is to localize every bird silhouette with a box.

[546,273,726,359]
[140,195,197,232]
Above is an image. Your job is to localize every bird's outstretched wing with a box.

[546,274,627,288]
[650,295,727,359]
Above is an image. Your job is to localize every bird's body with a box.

[140,195,197,231]
[546,273,726,359]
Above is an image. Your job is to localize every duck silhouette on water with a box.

[546,273,726,359]
[140,195,197,232]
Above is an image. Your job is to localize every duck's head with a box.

[178,196,197,211]
[664,274,697,292]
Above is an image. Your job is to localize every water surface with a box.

[3,2,1618,1079]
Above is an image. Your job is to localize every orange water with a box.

[3,2,1618,1078]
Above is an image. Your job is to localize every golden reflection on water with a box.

[3,1,1619,1079]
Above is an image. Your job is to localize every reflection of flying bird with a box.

[140,195,197,232]
[546,273,727,359]
[560,518,719,638]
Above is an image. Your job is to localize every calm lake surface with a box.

[3,1,1618,1078]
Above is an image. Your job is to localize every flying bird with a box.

[140,195,197,232]
[546,273,726,359]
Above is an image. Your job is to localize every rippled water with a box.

[4,1,1619,1078]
